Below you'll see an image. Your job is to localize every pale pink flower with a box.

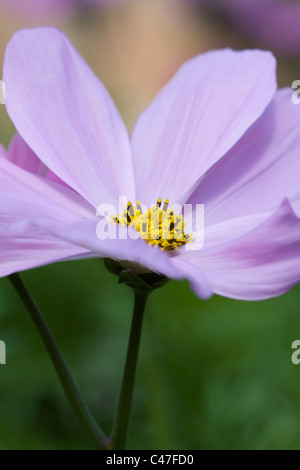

[1,28,300,300]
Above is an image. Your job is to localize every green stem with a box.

[9,273,106,450]
[112,288,151,450]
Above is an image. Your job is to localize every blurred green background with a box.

[1,263,300,450]
[1,0,300,451]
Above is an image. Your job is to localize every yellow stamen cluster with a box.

[112,198,193,251]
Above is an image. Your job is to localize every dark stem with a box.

[9,273,106,450]
[111,288,151,450]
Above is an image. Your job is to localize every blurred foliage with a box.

[0,260,300,450]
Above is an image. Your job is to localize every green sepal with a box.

[118,270,152,291]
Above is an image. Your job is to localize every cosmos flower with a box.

[1,27,300,300]
[200,0,300,55]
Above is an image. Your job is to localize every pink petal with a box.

[0,155,212,298]
[0,144,6,158]
[6,134,48,176]
[44,219,213,299]
[187,89,300,244]
[0,156,93,221]
[180,200,300,300]
[5,134,70,187]
[0,214,90,277]
[4,28,135,209]
[170,257,212,300]
[0,157,94,276]
[131,48,276,206]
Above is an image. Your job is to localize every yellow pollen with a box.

[112,199,193,251]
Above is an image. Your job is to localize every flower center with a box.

[112,198,193,251]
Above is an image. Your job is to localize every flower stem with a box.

[8,273,106,450]
[112,288,151,450]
